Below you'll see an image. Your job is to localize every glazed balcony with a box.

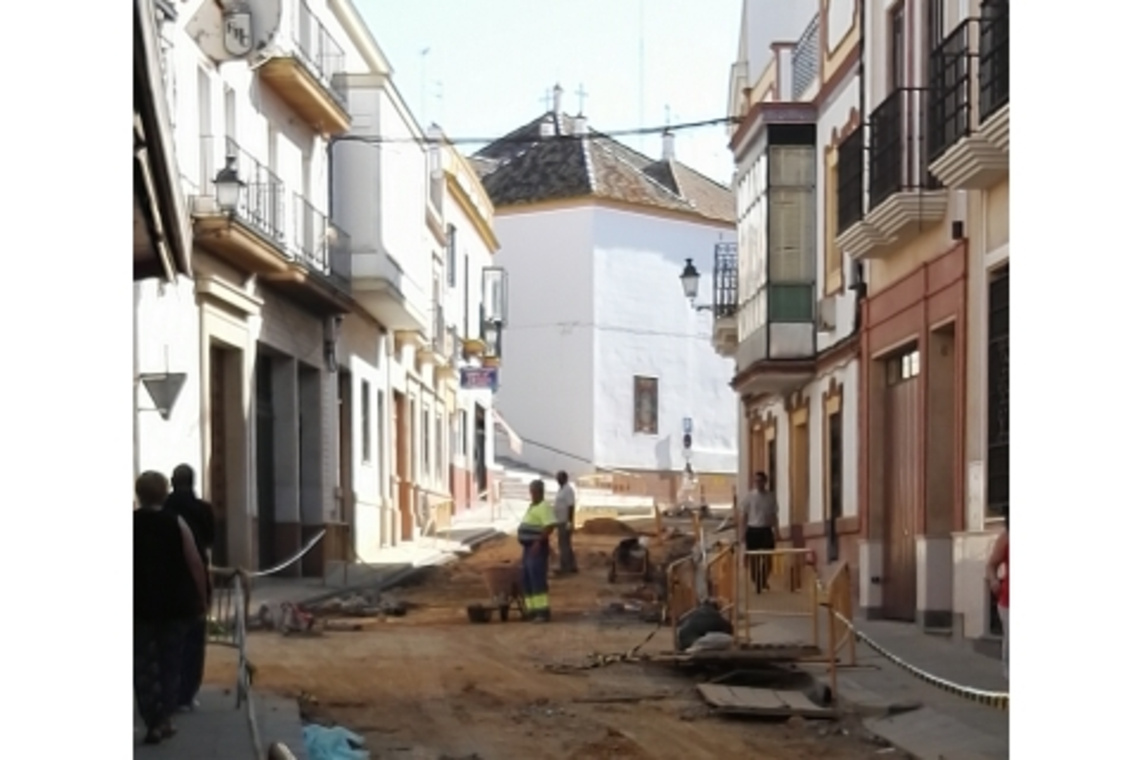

[259,0,351,137]
[837,88,948,260]
[711,241,739,357]
[418,303,451,368]
[927,2,1009,190]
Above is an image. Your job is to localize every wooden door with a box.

[883,353,921,620]
[394,392,412,541]
[208,345,228,568]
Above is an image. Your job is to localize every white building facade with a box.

[136,0,376,575]
[331,26,505,558]
[473,104,738,505]
[721,0,863,568]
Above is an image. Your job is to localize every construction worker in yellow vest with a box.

[518,479,557,622]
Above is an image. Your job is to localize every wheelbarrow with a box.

[480,563,528,622]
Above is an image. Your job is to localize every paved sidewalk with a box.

[801,619,1009,760]
[133,685,307,759]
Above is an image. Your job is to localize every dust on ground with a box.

[206,527,894,760]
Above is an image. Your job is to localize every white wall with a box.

[135,277,202,479]
[742,0,822,85]
[493,207,596,476]
[342,312,391,555]
[591,208,738,474]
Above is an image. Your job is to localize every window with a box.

[458,409,469,457]
[925,0,944,60]
[986,266,1009,520]
[435,412,445,483]
[823,388,844,560]
[376,391,385,480]
[422,406,431,476]
[446,225,457,287]
[768,144,816,323]
[886,347,921,385]
[633,376,658,435]
[463,255,471,337]
[360,380,371,462]
[890,3,907,90]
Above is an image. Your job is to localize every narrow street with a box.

[205,526,897,759]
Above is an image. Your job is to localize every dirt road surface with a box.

[205,529,894,760]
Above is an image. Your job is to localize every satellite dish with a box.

[185,0,283,63]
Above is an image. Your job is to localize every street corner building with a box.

[133,0,509,576]
[724,0,1008,645]
[470,86,740,507]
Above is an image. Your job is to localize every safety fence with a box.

[206,530,329,759]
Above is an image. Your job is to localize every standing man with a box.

[553,471,578,574]
[163,464,216,711]
[742,472,779,593]
[518,479,557,622]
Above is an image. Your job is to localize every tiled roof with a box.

[472,113,733,224]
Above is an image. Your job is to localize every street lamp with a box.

[679,258,714,312]
[213,155,244,213]
[680,258,700,301]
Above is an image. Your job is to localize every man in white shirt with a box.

[553,471,578,574]
[742,471,779,593]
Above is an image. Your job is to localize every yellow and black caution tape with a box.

[833,611,1009,711]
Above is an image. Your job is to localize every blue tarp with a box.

[302,725,369,760]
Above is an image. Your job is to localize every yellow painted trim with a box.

[823,24,859,82]
[494,196,734,230]
[445,173,500,252]
[791,407,809,427]
[825,394,842,416]
[824,147,843,296]
[751,58,777,105]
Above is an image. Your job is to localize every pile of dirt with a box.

[579,518,638,537]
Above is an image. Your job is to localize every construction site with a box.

[191,478,1008,760]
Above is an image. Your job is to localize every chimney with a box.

[662,129,675,161]
[573,114,588,136]
[539,114,555,138]
[552,83,563,117]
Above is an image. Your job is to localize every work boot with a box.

[532,610,551,623]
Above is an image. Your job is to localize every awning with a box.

[491,408,523,455]
[133,0,192,281]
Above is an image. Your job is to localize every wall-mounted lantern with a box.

[214,155,244,213]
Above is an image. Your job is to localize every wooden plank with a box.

[773,689,832,716]
[696,684,833,718]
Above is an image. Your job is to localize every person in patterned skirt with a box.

[133,471,208,744]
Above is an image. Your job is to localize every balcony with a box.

[711,241,739,357]
[927,2,1009,190]
[838,88,948,259]
[262,195,353,315]
[258,0,351,137]
[418,303,451,368]
[731,283,817,397]
[192,136,290,276]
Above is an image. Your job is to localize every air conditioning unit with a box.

[817,296,837,332]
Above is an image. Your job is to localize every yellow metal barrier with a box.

[739,548,820,648]
[665,542,737,648]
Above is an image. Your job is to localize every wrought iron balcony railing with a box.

[712,241,738,319]
[791,14,821,101]
[294,0,348,106]
[292,194,351,292]
[868,87,941,212]
[978,0,1009,123]
[928,18,975,162]
[837,128,864,234]
[200,136,287,245]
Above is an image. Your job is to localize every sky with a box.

[356,0,742,185]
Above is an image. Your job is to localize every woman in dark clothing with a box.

[134,471,208,745]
